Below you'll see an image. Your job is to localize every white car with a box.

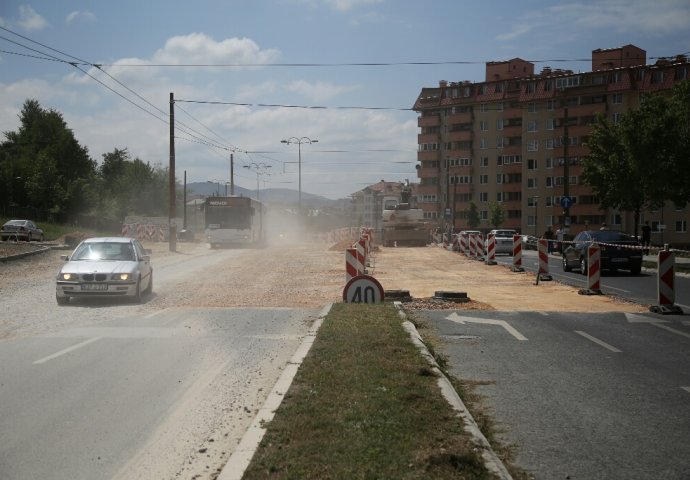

[485,229,518,255]
[56,237,153,305]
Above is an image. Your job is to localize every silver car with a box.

[1,219,44,241]
[485,229,518,255]
[56,237,153,305]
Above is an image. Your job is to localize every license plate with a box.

[81,283,108,291]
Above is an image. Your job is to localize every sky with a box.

[1,0,689,200]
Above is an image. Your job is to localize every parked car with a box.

[56,237,153,305]
[1,219,44,242]
[562,230,642,275]
[521,235,538,250]
[485,229,518,255]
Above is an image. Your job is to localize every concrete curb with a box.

[218,303,332,480]
[0,244,52,262]
[395,303,514,480]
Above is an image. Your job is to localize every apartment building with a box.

[413,45,690,247]
[350,180,420,232]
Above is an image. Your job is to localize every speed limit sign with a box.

[343,275,384,303]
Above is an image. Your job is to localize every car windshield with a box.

[590,231,636,243]
[7,220,26,226]
[72,242,136,261]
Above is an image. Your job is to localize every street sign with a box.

[343,275,384,303]
[560,196,573,209]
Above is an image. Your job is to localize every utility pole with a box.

[169,92,177,252]
[562,98,571,233]
[230,152,234,195]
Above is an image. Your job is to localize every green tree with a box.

[465,202,480,229]
[488,201,505,228]
[581,83,688,237]
[0,99,96,218]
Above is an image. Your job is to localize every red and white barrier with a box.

[485,233,497,265]
[511,234,524,272]
[579,243,602,295]
[345,247,358,282]
[535,239,552,283]
[650,249,683,314]
[460,234,468,255]
[355,239,366,275]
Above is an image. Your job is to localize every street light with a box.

[280,136,318,215]
[532,195,540,237]
[243,163,272,201]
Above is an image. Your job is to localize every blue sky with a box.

[1,0,689,199]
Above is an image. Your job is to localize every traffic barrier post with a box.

[579,243,602,295]
[345,248,358,282]
[535,239,552,284]
[650,248,683,314]
[511,234,524,272]
[485,233,497,265]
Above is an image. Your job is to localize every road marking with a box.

[33,337,102,365]
[145,308,171,319]
[682,387,690,395]
[446,312,527,341]
[574,330,622,353]
[626,313,690,339]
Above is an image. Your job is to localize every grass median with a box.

[242,302,519,480]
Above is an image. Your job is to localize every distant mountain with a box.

[185,182,344,209]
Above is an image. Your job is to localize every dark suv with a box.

[562,230,642,275]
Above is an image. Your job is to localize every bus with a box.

[204,196,266,248]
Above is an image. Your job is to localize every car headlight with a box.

[60,273,73,280]
[117,273,130,281]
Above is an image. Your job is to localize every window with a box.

[676,220,688,232]
[526,82,536,93]
[613,112,622,125]
[611,71,622,83]
[497,118,504,130]
[527,197,538,207]
[528,140,539,151]
[497,192,504,202]
[480,121,489,132]
[496,174,504,184]
[480,103,488,113]
[527,178,537,189]
[496,137,505,149]
[480,175,489,184]
[528,121,538,132]
[496,83,504,93]
[480,138,487,149]
[612,93,623,104]
[479,192,488,202]
[652,71,665,84]
[480,156,489,167]
[527,215,537,227]
[546,157,554,169]
[527,159,537,170]
[497,102,504,112]
[479,85,489,95]
[547,118,555,130]
[528,102,538,113]
[556,76,580,89]
[676,67,688,80]
[547,100,556,111]
[546,138,554,149]
[546,176,553,188]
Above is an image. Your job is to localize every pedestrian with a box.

[641,221,652,254]
[543,226,554,253]
[600,222,608,230]
[556,225,564,253]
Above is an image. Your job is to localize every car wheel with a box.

[27,233,32,242]
[56,295,69,306]
[579,257,588,275]
[134,278,143,303]
[144,272,153,294]
[562,255,572,272]
[39,234,44,242]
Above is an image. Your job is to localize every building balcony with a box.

[418,133,440,143]
[447,112,472,124]
[418,115,441,127]
[445,129,473,142]
[417,168,439,179]
[417,150,441,161]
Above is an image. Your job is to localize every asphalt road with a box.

[420,309,690,479]
[491,250,690,312]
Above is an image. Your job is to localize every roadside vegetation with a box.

[0,217,99,243]
[243,303,529,480]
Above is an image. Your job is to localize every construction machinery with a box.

[381,182,429,247]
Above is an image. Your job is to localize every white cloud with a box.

[287,80,358,102]
[152,33,281,66]
[65,10,96,24]
[17,5,48,31]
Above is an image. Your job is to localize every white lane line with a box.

[144,308,171,319]
[682,387,690,395]
[652,323,690,339]
[574,330,622,353]
[33,337,102,365]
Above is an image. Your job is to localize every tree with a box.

[0,99,96,218]
[488,201,505,228]
[581,82,689,237]
[465,202,480,229]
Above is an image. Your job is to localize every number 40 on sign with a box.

[343,275,384,303]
